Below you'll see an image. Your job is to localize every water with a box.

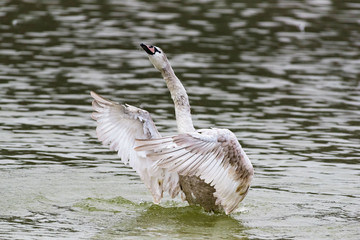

[0,0,359,239]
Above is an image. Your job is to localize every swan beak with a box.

[140,43,156,55]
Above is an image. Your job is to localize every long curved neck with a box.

[160,64,195,133]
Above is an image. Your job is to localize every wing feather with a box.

[90,91,180,202]
[135,128,254,214]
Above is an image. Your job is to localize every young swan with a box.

[90,43,254,214]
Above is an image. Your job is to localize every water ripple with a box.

[0,0,359,239]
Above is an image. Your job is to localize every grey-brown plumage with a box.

[179,175,221,212]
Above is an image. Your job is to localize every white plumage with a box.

[90,43,254,214]
[91,91,180,203]
[135,129,253,214]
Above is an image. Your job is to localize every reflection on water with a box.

[0,0,359,239]
[91,204,247,239]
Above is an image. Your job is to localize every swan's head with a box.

[140,43,168,71]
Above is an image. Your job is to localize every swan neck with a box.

[161,65,195,133]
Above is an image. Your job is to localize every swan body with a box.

[90,43,254,214]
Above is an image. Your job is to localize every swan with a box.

[90,43,254,214]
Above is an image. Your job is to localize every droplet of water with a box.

[12,19,18,26]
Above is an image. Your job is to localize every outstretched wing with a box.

[90,91,180,202]
[135,128,254,214]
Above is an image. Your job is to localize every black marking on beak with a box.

[140,43,161,55]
